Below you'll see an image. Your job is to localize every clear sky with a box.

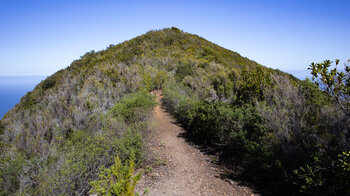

[0,0,349,78]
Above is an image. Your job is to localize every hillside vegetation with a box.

[0,27,349,195]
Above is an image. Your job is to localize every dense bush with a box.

[0,91,155,195]
[163,64,350,195]
[41,76,56,90]
[111,91,156,123]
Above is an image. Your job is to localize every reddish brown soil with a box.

[136,91,257,196]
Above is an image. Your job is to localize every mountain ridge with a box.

[1,27,347,195]
[2,27,267,120]
[1,27,268,195]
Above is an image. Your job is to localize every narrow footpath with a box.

[136,90,257,196]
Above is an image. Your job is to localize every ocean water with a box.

[0,76,46,119]
[285,70,312,80]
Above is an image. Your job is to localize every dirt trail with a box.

[136,91,257,196]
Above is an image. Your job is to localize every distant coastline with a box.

[284,70,311,80]
[0,76,46,119]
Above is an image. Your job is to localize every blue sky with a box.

[0,0,349,78]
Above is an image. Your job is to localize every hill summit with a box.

[1,28,349,195]
[0,27,263,194]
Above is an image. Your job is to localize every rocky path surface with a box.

[136,91,257,196]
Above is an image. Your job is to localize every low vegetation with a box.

[89,155,141,196]
[0,91,155,195]
[0,27,348,195]
[163,60,350,195]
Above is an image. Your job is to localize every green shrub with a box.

[0,149,26,196]
[89,155,141,196]
[20,91,38,108]
[163,65,350,195]
[171,26,180,32]
[115,128,144,165]
[235,65,273,105]
[0,121,4,135]
[197,47,223,64]
[111,91,156,123]
[338,151,350,194]
[175,63,195,81]
[41,76,56,90]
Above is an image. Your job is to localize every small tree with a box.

[308,59,350,112]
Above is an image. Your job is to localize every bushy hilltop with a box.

[0,27,349,195]
[0,27,262,195]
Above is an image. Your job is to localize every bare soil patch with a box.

[136,91,257,196]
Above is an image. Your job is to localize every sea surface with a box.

[0,76,46,119]
[285,70,312,80]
